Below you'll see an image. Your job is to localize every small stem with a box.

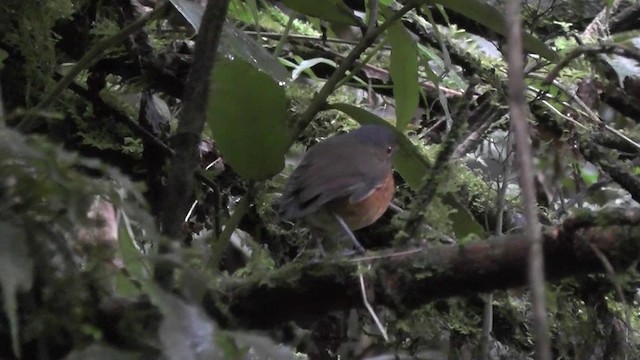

[274,14,296,57]
[335,40,388,89]
[210,193,252,269]
[505,0,550,359]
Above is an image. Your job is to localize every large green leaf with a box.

[208,59,289,180]
[329,103,485,238]
[281,0,359,25]
[220,24,290,84]
[169,0,203,30]
[432,0,559,61]
[388,23,420,130]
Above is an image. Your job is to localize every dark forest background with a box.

[2,0,640,359]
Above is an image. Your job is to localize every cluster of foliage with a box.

[2,0,640,359]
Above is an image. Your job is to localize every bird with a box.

[279,124,398,253]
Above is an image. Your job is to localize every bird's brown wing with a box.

[279,138,391,220]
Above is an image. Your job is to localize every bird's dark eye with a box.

[386,146,393,155]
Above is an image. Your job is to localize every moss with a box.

[2,0,78,106]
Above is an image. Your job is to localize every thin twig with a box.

[210,192,251,269]
[532,73,640,151]
[587,242,633,340]
[334,40,388,89]
[505,1,551,359]
[481,130,513,359]
[417,8,454,131]
[544,44,640,85]
[580,140,640,203]
[292,1,419,139]
[401,82,474,240]
[273,14,296,57]
[367,0,380,29]
[359,268,389,342]
[349,247,424,262]
[244,31,391,48]
[453,106,506,159]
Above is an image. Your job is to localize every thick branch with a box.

[158,0,230,288]
[161,1,229,237]
[580,139,640,203]
[219,208,640,328]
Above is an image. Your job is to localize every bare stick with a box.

[504,1,551,359]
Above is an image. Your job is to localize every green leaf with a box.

[580,166,599,186]
[432,0,559,61]
[281,0,359,25]
[115,210,149,296]
[168,0,204,30]
[417,46,440,85]
[227,0,253,23]
[221,24,291,84]
[247,0,260,32]
[329,103,485,238]
[114,271,140,297]
[388,23,419,130]
[0,221,33,359]
[208,59,289,180]
[417,43,467,89]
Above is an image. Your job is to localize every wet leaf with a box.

[208,59,289,180]
[388,22,419,130]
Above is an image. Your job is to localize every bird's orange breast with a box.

[325,171,395,231]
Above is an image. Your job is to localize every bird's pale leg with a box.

[311,230,327,258]
[332,212,366,253]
